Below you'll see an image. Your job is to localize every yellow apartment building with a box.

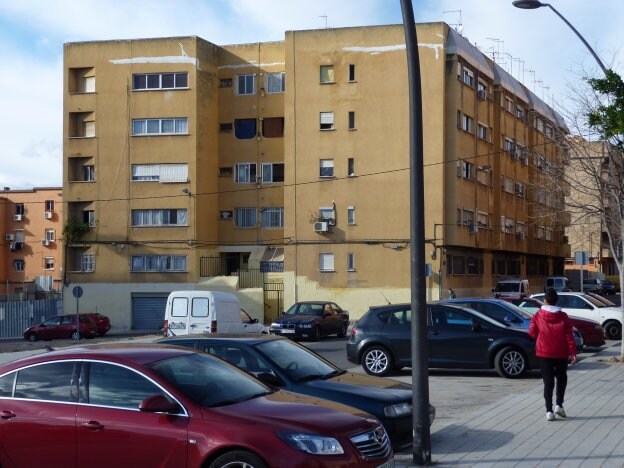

[0,187,63,295]
[63,23,569,331]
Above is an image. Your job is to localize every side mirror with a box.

[471,319,481,332]
[139,394,179,413]
[256,372,285,387]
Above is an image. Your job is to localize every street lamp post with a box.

[512,0,607,75]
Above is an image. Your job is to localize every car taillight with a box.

[211,320,217,333]
[163,320,169,334]
[351,327,359,336]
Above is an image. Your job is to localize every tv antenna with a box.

[443,10,463,35]
[319,15,328,29]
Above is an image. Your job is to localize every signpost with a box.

[72,286,83,341]
[575,251,589,292]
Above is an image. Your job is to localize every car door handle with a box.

[0,411,15,420]
[83,421,104,431]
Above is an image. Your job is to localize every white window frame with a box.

[13,259,24,272]
[131,255,187,272]
[236,74,255,95]
[133,72,189,91]
[462,209,475,226]
[44,257,54,270]
[477,123,488,140]
[320,65,335,84]
[132,164,189,183]
[462,161,474,180]
[515,182,525,198]
[81,254,95,272]
[132,118,188,136]
[319,253,335,272]
[45,200,55,213]
[266,72,285,94]
[235,163,257,183]
[261,163,284,183]
[347,253,355,271]
[462,68,474,87]
[319,207,336,225]
[347,206,355,225]
[477,211,489,229]
[319,159,334,177]
[502,176,514,194]
[320,112,334,130]
[45,229,55,242]
[462,114,473,133]
[131,209,188,227]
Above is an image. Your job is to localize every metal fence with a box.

[200,257,283,289]
[0,299,62,339]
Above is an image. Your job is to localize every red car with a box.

[23,314,97,341]
[82,312,111,336]
[0,344,393,468]
[503,297,606,347]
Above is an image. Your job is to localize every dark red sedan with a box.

[82,312,111,336]
[0,344,393,468]
[23,314,97,341]
[503,297,606,347]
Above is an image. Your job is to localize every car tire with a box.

[604,320,622,340]
[362,346,393,377]
[27,334,38,342]
[71,330,80,341]
[494,346,526,378]
[337,322,348,338]
[209,449,268,468]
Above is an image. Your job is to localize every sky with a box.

[0,0,621,189]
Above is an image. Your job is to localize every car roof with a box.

[156,333,285,345]
[1,343,198,371]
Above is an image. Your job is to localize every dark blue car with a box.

[157,333,434,449]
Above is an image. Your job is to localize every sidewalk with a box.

[395,343,624,467]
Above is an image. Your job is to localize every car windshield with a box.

[513,300,542,315]
[284,303,324,316]
[255,339,340,382]
[147,353,272,407]
[494,283,520,293]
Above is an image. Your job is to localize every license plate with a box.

[377,461,394,468]
[280,329,295,334]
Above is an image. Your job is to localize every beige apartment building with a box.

[63,23,569,331]
[0,187,63,296]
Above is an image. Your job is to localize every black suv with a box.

[346,302,538,379]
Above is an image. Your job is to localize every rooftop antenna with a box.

[319,15,328,29]
[486,37,504,63]
[443,10,463,35]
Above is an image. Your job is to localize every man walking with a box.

[529,288,577,421]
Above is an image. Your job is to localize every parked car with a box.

[82,312,111,336]
[346,302,538,379]
[532,292,623,340]
[158,333,434,449]
[0,344,393,467]
[491,278,531,299]
[270,301,349,340]
[586,292,617,307]
[503,297,605,348]
[440,298,586,352]
[544,276,570,292]
[23,314,97,341]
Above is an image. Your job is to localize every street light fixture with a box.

[512,0,607,75]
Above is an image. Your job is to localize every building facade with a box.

[63,23,569,331]
[0,187,63,296]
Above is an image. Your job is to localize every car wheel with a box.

[604,320,622,340]
[494,347,526,378]
[27,334,38,342]
[209,449,268,468]
[337,322,348,338]
[362,346,393,377]
[71,330,80,341]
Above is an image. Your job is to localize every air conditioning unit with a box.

[313,221,329,233]
[14,214,22,221]
[41,240,50,247]
[468,224,479,234]
[44,211,53,219]
[516,232,526,240]
[5,234,15,241]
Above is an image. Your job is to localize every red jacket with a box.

[528,305,576,359]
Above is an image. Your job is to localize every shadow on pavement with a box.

[431,426,514,454]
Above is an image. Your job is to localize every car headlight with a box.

[270,323,280,328]
[384,402,412,417]
[277,433,344,455]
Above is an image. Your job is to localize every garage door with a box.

[131,294,168,331]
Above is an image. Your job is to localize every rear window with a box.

[495,282,520,293]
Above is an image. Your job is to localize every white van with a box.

[492,279,531,299]
[162,291,267,337]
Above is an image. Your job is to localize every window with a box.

[45,229,55,241]
[131,209,188,226]
[456,208,462,225]
[515,182,525,198]
[477,81,487,99]
[476,167,490,185]
[348,64,356,82]
[235,163,257,183]
[81,254,95,272]
[515,104,525,120]
[13,362,75,402]
[462,67,474,87]
[83,210,96,227]
[320,159,334,177]
[261,117,284,138]
[261,163,284,183]
[44,257,54,270]
[234,208,257,228]
[462,209,474,227]
[477,123,488,140]
[348,158,355,176]
[320,112,334,130]
[504,137,515,154]
[236,74,255,95]
[501,216,515,234]
[477,211,489,229]
[219,123,233,132]
[83,165,96,182]
[448,255,465,275]
[545,228,553,241]
[266,72,285,93]
[320,65,335,83]
[319,253,335,271]
[132,164,188,183]
[348,111,356,130]
[515,144,525,161]
[462,161,474,180]
[545,125,554,138]
[462,114,473,133]
[133,72,188,90]
[319,207,335,224]
[261,207,284,228]
[131,255,187,272]
[535,118,545,133]
[219,78,232,88]
[45,200,55,213]
[69,112,95,138]
[234,118,257,139]
[347,253,355,271]
[502,177,514,193]
[347,206,355,225]
[132,118,188,135]
[505,97,514,113]
[15,203,24,215]
[219,167,233,177]
[13,259,24,272]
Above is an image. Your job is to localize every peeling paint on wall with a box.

[109,56,199,66]
[342,43,443,59]
[217,62,285,70]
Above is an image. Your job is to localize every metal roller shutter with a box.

[131,294,168,331]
